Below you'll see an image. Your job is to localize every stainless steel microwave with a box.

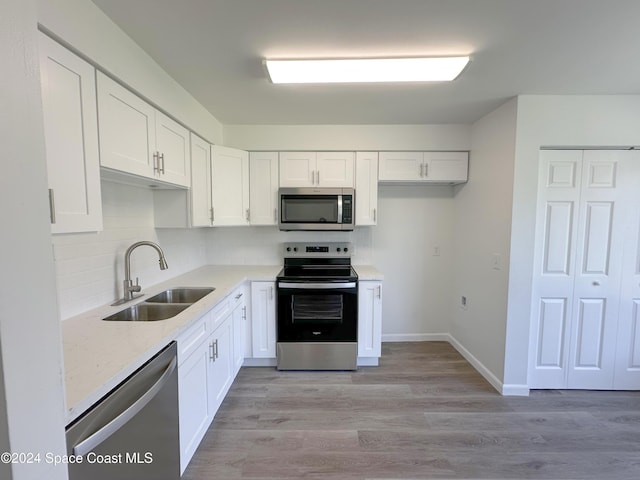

[279,188,355,231]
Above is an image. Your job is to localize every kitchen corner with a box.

[61,264,280,422]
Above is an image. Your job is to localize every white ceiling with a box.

[91,0,640,125]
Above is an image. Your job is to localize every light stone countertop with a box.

[61,264,383,423]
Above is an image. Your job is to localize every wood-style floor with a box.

[182,342,640,479]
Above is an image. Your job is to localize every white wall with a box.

[224,124,470,151]
[36,0,223,144]
[54,182,208,320]
[505,95,640,391]
[451,98,518,386]
[1,1,68,478]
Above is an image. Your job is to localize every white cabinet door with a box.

[355,152,379,226]
[190,134,213,227]
[279,151,316,187]
[358,281,382,358]
[211,145,249,226]
[155,111,190,187]
[250,282,276,358]
[97,71,156,178]
[423,151,468,183]
[379,151,468,184]
[178,341,211,474]
[378,152,423,181]
[249,152,279,225]
[316,152,355,187]
[230,285,248,376]
[39,33,102,233]
[208,320,233,414]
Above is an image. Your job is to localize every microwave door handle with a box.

[337,195,343,223]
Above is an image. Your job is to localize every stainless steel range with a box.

[276,242,358,370]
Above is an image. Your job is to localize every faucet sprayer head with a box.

[159,256,168,270]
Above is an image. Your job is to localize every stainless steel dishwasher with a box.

[66,342,180,480]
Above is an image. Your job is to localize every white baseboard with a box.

[382,333,449,342]
[243,358,277,367]
[383,333,530,397]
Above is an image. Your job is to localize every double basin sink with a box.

[103,287,215,322]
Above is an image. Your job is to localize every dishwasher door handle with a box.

[73,356,177,456]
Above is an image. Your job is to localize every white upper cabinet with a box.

[379,151,468,184]
[97,72,190,187]
[355,152,379,226]
[155,110,190,186]
[249,152,279,225]
[189,134,213,227]
[39,33,103,233]
[211,145,249,226]
[279,151,355,187]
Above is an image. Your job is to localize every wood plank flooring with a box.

[182,342,640,479]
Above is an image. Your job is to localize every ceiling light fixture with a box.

[264,56,470,84]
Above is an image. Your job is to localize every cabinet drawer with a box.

[209,298,232,330]
[176,313,209,365]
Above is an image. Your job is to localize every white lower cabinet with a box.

[358,281,383,360]
[177,294,239,474]
[177,334,211,474]
[250,282,277,358]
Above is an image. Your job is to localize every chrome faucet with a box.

[112,241,168,305]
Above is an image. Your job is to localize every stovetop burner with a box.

[277,242,358,282]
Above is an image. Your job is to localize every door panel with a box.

[536,298,567,368]
[543,202,574,275]
[574,298,606,368]
[581,202,614,275]
[614,152,640,388]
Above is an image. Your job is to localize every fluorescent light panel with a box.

[265,56,469,84]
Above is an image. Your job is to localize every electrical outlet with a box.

[433,246,441,256]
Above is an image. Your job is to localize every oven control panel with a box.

[283,242,353,257]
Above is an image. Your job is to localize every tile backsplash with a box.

[53,181,207,320]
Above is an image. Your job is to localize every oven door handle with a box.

[278,282,357,289]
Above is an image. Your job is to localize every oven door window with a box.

[282,196,338,224]
[292,294,343,324]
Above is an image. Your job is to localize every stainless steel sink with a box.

[103,303,190,322]
[145,287,215,304]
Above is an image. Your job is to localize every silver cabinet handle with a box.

[270,286,274,300]
[242,305,247,320]
[235,293,243,299]
[214,339,219,360]
[209,342,215,361]
[73,356,177,456]
[48,188,56,224]
[420,164,424,177]
[377,285,382,299]
[373,208,377,222]
[317,170,320,185]
[160,153,165,174]
[211,207,215,223]
[424,162,428,177]
[246,208,250,222]
[210,207,214,224]
[153,152,160,174]
[592,281,601,286]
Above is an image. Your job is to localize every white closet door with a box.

[529,150,583,388]
[614,151,640,389]
[566,151,627,389]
